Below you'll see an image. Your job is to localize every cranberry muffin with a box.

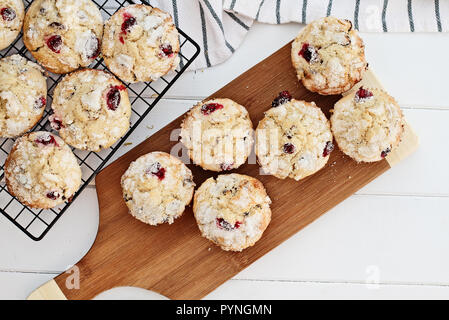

[180,98,254,172]
[291,16,368,95]
[193,174,272,252]
[5,131,82,209]
[0,0,24,50]
[0,54,47,138]
[256,92,334,180]
[102,4,179,83]
[50,69,131,151]
[23,0,103,74]
[121,151,195,226]
[331,87,404,162]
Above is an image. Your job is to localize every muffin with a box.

[23,0,103,74]
[180,98,254,172]
[121,151,195,226]
[193,174,272,252]
[256,92,334,180]
[0,0,24,50]
[291,16,368,95]
[331,87,404,162]
[4,131,82,209]
[50,69,131,151]
[0,54,47,138]
[102,4,180,83]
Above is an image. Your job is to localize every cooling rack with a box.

[0,0,200,241]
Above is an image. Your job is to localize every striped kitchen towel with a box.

[146,0,448,70]
[227,0,448,32]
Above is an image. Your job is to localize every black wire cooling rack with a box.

[0,0,200,241]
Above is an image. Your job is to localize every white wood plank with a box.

[362,32,449,109]
[205,279,449,300]
[4,271,449,300]
[233,195,449,285]
[91,279,449,299]
[0,272,57,300]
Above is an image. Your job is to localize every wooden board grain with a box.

[29,42,417,300]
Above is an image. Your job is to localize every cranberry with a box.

[34,96,46,109]
[35,134,59,147]
[119,36,125,44]
[1,7,16,21]
[272,91,292,107]
[283,143,295,154]
[355,87,373,102]
[381,147,391,158]
[220,163,234,171]
[201,103,224,115]
[323,141,334,157]
[160,44,173,57]
[46,35,62,53]
[216,218,241,231]
[106,87,121,111]
[46,191,60,200]
[49,22,64,29]
[298,43,318,63]
[153,167,166,180]
[146,162,166,181]
[121,16,136,34]
[49,114,63,130]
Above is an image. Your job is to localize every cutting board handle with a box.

[27,279,67,300]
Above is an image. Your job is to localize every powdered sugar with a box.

[146,25,165,47]
[142,14,163,31]
[115,53,134,69]
[81,88,102,111]
[75,30,99,62]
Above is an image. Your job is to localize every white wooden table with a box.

[1,22,449,300]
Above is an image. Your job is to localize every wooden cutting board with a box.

[28,42,418,300]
